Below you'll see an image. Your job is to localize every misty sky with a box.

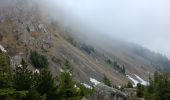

[40,0,170,58]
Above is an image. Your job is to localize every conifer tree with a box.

[136,83,144,98]
[36,69,58,100]
[127,81,133,88]
[0,53,12,88]
[57,60,81,100]
[102,74,112,87]
[13,59,33,91]
[144,71,170,100]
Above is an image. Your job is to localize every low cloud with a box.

[36,0,170,58]
[2,0,170,58]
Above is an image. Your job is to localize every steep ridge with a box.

[0,0,170,87]
[0,1,128,86]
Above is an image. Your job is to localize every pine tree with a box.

[144,71,170,100]
[57,61,82,100]
[102,74,112,87]
[136,83,144,98]
[30,51,49,68]
[122,65,126,74]
[78,84,93,97]
[0,52,12,88]
[13,59,33,91]
[127,81,133,88]
[0,53,29,99]
[36,69,57,100]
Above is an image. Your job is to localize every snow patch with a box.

[74,84,80,90]
[90,78,100,85]
[34,69,40,74]
[60,68,64,72]
[82,83,92,89]
[135,74,148,86]
[126,75,139,87]
[127,74,149,87]
[74,84,77,88]
[18,64,22,68]
[118,85,121,89]
[0,44,7,53]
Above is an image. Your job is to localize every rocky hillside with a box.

[0,0,170,88]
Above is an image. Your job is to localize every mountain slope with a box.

[0,0,170,87]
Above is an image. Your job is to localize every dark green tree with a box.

[0,53,12,88]
[144,71,170,100]
[136,83,144,98]
[102,74,112,87]
[36,69,58,100]
[122,65,126,75]
[57,64,81,100]
[126,81,133,88]
[30,51,49,68]
[13,59,33,91]
[78,84,93,97]
[0,53,28,99]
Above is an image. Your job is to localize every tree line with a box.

[106,59,126,75]
[135,71,170,100]
[0,51,93,100]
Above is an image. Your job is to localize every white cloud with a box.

[37,0,170,58]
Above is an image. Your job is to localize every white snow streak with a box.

[82,83,92,89]
[60,68,64,72]
[127,74,149,87]
[90,78,100,85]
[126,75,139,87]
[135,74,148,86]
[0,44,7,52]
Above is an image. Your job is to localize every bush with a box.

[30,51,49,68]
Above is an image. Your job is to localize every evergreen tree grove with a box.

[0,51,93,100]
[144,71,170,100]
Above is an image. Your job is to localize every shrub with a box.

[30,51,49,68]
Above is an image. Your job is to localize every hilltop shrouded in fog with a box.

[34,0,170,59]
[0,0,170,100]
[1,0,170,58]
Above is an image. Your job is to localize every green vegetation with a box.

[126,81,133,88]
[0,52,28,100]
[0,53,11,88]
[58,60,93,99]
[81,44,95,55]
[102,74,112,87]
[78,83,93,97]
[106,59,126,75]
[58,67,81,99]
[144,71,170,100]
[30,51,49,68]
[136,83,144,98]
[0,51,92,100]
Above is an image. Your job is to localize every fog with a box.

[36,0,170,58]
[2,0,170,58]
